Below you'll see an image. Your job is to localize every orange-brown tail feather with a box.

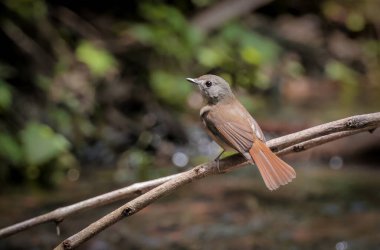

[249,140,296,190]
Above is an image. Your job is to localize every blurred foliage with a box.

[131,4,282,93]
[0,133,22,166]
[3,0,47,20]
[0,0,379,188]
[0,122,73,186]
[0,81,12,111]
[20,122,70,166]
[76,41,117,77]
[150,70,192,107]
[131,3,202,62]
[325,60,359,106]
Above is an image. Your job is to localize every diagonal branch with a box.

[53,112,379,249]
[0,173,182,238]
[268,112,380,152]
[0,112,379,247]
[190,0,273,33]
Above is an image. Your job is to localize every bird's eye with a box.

[205,81,212,87]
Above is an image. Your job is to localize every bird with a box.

[186,74,296,190]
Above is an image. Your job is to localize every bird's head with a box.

[186,74,234,104]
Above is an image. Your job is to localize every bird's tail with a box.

[249,140,296,190]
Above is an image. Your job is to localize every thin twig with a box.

[0,113,379,246]
[52,112,380,249]
[0,174,182,238]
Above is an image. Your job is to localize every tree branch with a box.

[54,112,380,249]
[0,173,182,238]
[190,0,273,33]
[1,112,379,248]
[272,113,380,155]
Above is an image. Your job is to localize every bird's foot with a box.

[214,150,225,172]
[214,158,221,172]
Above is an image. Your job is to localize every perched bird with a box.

[187,74,296,190]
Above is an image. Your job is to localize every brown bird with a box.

[187,74,296,190]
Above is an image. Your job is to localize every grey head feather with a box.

[186,74,234,104]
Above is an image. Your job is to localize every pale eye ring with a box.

[205,81,212,87]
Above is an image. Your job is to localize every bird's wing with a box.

[250,117,265,141]
[202,103,255,155]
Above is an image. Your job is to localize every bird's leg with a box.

[214,149,225,172]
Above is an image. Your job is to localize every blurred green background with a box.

[0,0,379,249]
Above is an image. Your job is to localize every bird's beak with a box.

[186,78,199,85]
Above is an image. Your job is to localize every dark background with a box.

[0,0,379,249]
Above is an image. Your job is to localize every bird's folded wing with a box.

[205,111,254,154]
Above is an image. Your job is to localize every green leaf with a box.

[131,25,156,44]
[325,60,359,105]
[0,81,12,111]
[76,41,117,77]
[4,0,47,20]
[325,61,358,85]
[240,46,261,65]
[130,3,202,61]
[150,71,191,106]
[240,33,281,65]
[220,23,281,65]
[20,122,70,166]
[0,133,22,165]
[346,12,365,32]
[197,47,227,67]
